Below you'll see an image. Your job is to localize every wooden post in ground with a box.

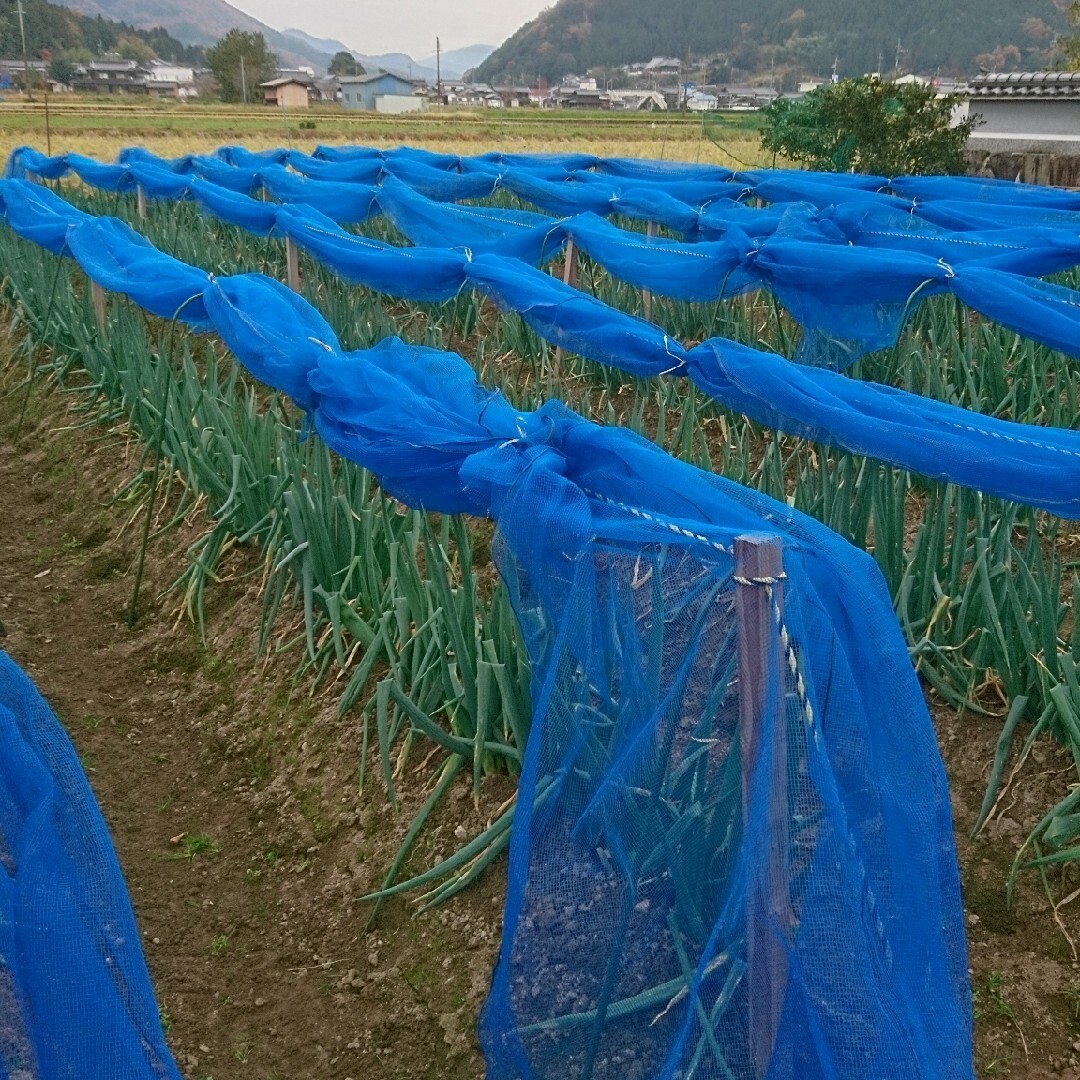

[553,237,578,372]
[285,236,300,292]
[90,281,106,332]
[136,184,147,220]
[734,533,790,1078]
[642,220,658,321]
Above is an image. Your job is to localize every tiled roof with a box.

[969,71,1080,99]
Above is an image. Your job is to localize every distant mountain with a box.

[280,27,354,58]
[0,0,203,64]
[417,43,497,79]
[49,0,334,70]
[282,31,496,81]
[475,0,1069,85]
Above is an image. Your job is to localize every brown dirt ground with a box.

[2,329,1080,1080]
[0,351,512,1079]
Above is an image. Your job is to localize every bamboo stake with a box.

[735,533,790,1078]
[136,184,147,220]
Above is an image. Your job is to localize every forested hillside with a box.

[474,0,1069,85]
[0,0,202,63]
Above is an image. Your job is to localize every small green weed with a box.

[166,833,221,860]
[232,1037,254,1064]
[209,933,230,956]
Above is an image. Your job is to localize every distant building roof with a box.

[259,77,310,88]
[338,71,414,84]
[969,71,1080,99]
[645,56,682,71]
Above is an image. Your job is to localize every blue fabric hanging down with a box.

[275,204,472,301]
[383,157,502,201]
[198,272,975,1080]
[284,150,386,184]
[257,165,381,224]
[0,178,93,253]
[377,176,566,262]
[564,213,758,302]
[65,217,213,327]
[0,652,181,1080]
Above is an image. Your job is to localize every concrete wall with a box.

[969,99,1080,138]
[375,94,426,115]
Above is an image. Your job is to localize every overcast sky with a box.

[229,0,548,58]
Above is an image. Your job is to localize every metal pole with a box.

[43,71,52,155]
[734,533,790,1079]
[15,1,32,102]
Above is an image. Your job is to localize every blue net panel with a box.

[0,652,179,1079]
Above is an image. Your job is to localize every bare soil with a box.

[0,359,510,1079]
[1,335,1080,1080]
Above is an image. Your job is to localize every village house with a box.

[143,61,197,99]
[259,76,311,108]
[339,71,419,110]
[71,59,147,94]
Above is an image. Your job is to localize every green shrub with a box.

[759,76,978,175]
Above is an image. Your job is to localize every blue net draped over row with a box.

[4,174,1080,518]
[12,145,1080,370]
[0,652,181,1079]
[0,176,978,1077]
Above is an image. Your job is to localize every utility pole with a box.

[15,0,32,102]
[436,37,441,105]
[894,38,903,76]
[240,54,247,103]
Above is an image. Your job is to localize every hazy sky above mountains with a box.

[231,0,546,57]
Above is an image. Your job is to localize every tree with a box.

[328,50,363,76]
[206,29,276,103]
[759,76,978,176]
[48,56,75,86]
[117,35,154,63]
[1061,1,1080,68]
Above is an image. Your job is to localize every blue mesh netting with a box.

[202,282,976,1080]
[0,146,1035,1078]
[4,166,1080,517]
[0,652,180,1079]
[13,144,1080,369]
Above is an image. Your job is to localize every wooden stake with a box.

[561,236,579,289]
[553,237,578,371]
[642,220,657,321]
[90,281,106,332]
[285,236,300,292]
[734,533,790,1078]
[136,184,147,220]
